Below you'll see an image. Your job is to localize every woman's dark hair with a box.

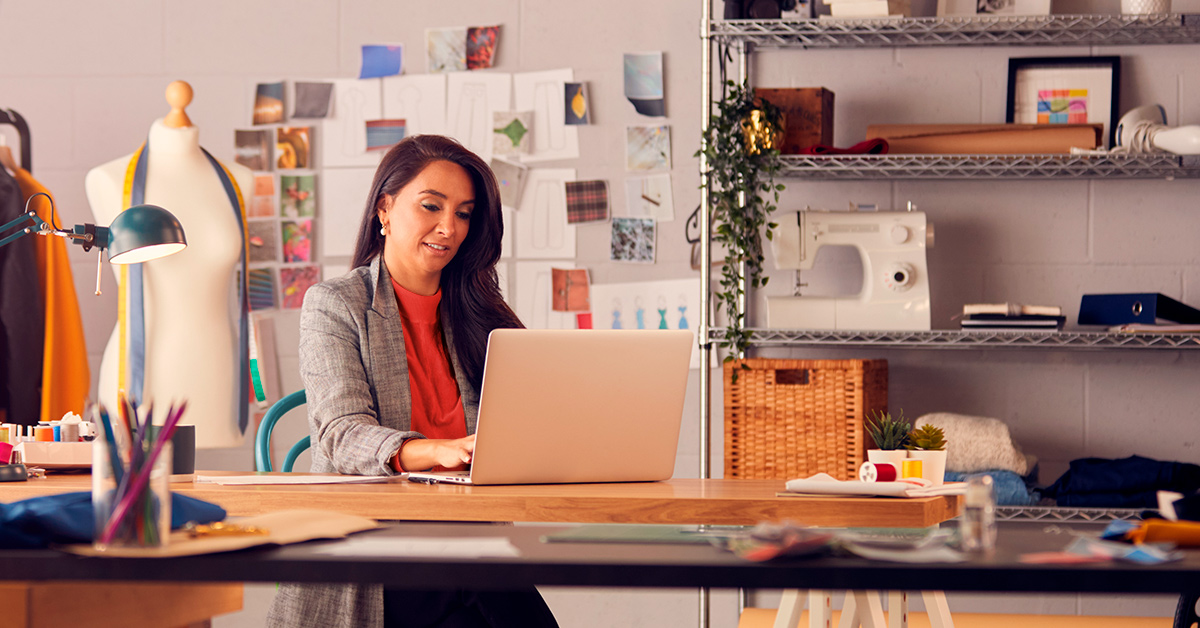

[351,134,523,390]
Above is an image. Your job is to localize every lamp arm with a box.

[0,210,49,249]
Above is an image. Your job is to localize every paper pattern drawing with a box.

[253,82,285,125]
[490,158,528,210]
[446,72,512,164]
[564,82,590,125]
[624,52,665,117]
[500,207,513,258]
[427,27,468,73]
[365,119,406,151]
[360,44,403,79]
[565,180,609,224]
[276,127,312,169]
[623,174,674,222]
[516,168,576,260]
[610,217,656,263]
[280,174,316,218]
[626,125,671,171]
[467,26,500,69]
[322,79,383,168]
[280,266,321,310]
[382,74,447,137]
[292,82,334,119]
[492,111,532,156]
[235,130,272,171]
[589,278,703,369]
[513,69,580,162]
[515,261,577,329]
[319,167,376,258]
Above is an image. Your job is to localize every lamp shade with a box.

[106,204,187,264]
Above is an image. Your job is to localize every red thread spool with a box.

[859,461,898,482]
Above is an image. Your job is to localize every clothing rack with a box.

[0,108,31,172]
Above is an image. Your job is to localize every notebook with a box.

[406,329,693,486]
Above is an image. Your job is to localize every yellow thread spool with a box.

[901,459,923,479]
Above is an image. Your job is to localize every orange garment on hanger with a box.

[14,169,90,423]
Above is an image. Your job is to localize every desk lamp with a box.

[1115,104,1200,155]
[0,192,187,294]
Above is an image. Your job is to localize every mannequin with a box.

[86,81,253,449]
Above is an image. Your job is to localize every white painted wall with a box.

[2,0,1197,624]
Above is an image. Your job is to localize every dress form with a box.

[85,81,253,449]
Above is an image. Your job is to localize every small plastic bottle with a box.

[961,475,997,553]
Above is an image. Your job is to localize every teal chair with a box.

[254,390,311,472]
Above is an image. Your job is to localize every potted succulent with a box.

[698,80,785,367]
[865,410,911,468]
[906,423,948,486]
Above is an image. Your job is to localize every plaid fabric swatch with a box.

[565,180,609,224]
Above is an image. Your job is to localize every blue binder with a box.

[1078,293,1200,326]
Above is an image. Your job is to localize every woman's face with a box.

[377,159,474,295]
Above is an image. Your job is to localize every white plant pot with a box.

[866,449,908,468]
[907,449,947,486]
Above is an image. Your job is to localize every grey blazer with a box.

[267,255,481,628]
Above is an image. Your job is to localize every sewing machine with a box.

[767,209,933,331]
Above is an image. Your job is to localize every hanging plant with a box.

[697,80,785,365]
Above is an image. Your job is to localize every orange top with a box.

[390,277,466,472]
[14,170,90,423]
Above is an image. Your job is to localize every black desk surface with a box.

[2,522,1198,594]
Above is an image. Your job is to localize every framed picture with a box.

[1006,56,1120,148]
[976,0,1052,15]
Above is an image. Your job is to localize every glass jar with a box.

[92,435,172,550]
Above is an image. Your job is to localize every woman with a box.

[268,135,558,628]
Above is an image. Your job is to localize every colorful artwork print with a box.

[427,27,467,73]
[360,44,403,79]
[626,125,671,171]
[467,26,500,70]
[253,82,285,125]
[280,265,320,310]
[235,129,272,171]
[248,267,277,311]
[366,119,407,151]
[623,52,665,117]
[564,82,590,125]
[281,219,313,263]
[564,180,609,224]
[610,217,655,263]
[249,174,276,218]
[280,174,316,218]
[1037,89,1088,124]
[276,127,312,169]
[493,111,533,156]
[248,220,279,263]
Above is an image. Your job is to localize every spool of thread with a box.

[35,426,54,442]
[52,425,61,442]
[859,461,899,482]
[901,459,923,479]
[60,422,80,443]
[0,427,8,444]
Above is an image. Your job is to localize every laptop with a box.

[406,329,693,485]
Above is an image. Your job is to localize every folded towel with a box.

[944,470,1038,506]
[916,412,1035,475]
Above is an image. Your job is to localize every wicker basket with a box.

[724,358,888,481]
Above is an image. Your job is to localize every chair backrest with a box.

[254,389,311,472]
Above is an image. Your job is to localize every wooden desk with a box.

[0,472,960,528]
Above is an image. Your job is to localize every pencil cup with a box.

[92,436,172,550]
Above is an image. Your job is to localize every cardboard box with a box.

[755,88,834,154]
[865,123,1103,154]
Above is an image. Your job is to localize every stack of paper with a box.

[822,0,910,18]
[960,303,1064,332]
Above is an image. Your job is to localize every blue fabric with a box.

[0,491,226,549]
[1042,455,1200,508]
[944,470,1038,506]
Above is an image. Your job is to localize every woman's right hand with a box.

[394,434,476,472]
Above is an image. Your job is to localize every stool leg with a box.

[809,590,832,628]
[1175,592,1199,628]
[921,591,954,628]
[774,589,804,628]
[838,591,860,628]
[887,591,908,628]
[855,592,886,628]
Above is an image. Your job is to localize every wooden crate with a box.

[724,359,887,481]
